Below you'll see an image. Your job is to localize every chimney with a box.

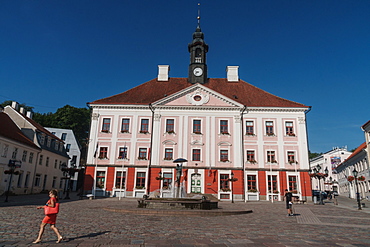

[26,111,33,119]
[20,107,25,114]
[157,65,170,81]
[11,101,19,110]
[227,66,239,82]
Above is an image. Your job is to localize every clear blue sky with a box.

[1,0,369,153]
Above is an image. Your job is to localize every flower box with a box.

[221,188,231,192]
[135,186,145,190]
[101,129,109,133]
[358,176,366,181]
[347,176,354,182]
[248,189,258,193]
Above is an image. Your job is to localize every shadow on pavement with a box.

[64,231,111,241]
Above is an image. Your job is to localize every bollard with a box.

[313,196,317,204]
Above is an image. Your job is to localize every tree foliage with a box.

[309,151,322,160]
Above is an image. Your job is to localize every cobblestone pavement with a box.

[1,193,370,246]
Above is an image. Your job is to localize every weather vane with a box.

[197,3,201,25]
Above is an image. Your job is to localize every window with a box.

[220,150,229,162]
[285,122,294,136]
[115,171,126,188]
[2,144,8,157]
[61,133,67,141]
[39,155,43,165]
[162,173,172,189]
[140,119,149,133]
[96,171,106,188]
[40,135,45,145]
[54,159,58,168]
[266,121,274,136]
[166,119,175,133]
[118,147,128,159]
[268,175,278,193]
[34,174,41,187]
[121,118,130,133]
[46,157,49,167]
[99,147,108,159]
[220,174,230,191]
[247,175,257,191]
[102,118,111,132]
[66,144,71,152]
[193,119,201,134]
[138,148,147,160]
[288,176,297,191]
[192,149,201,161]
[246,121,254,135]
[17,172,23,187]
[55,142,59,150]
[24,172,30,188]
[47,137,51,147]
[246,150,256,163]
[71,155,77,166]
[220,120,229,134]
[136,172,146,188]
[287,151,295,164]
[29,152,34,164]
[52,176,57,188]
[267,151,276,163]
[22,150,28,162]
[164,148,173,160]
[12,147,18,159]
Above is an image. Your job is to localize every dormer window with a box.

[40,135,45,145]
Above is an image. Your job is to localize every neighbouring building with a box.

[84,19,312,202]
[0,103,69,195]
[46,128,82,191]
[309,147,352,193]
[335,121,370,200]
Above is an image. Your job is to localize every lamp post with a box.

[352,169,362,210]
[4,159,21,202]
[61,164,79,199]
[228,172,238,203]
[308,164,328,205]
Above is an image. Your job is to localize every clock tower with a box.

[188,15,208,84]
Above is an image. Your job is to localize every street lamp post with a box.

[352,169,362,210]
[228,172,238,203]
[61,164,79,199]
[4,159,21,202]
[308,164,328,205]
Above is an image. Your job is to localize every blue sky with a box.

[1,0,369,153]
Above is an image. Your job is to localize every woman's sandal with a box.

[56,236,63,243]
[32,240,41,244]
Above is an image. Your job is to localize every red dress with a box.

[42,197,57,225]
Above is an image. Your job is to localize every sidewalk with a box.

[1,193,370,246]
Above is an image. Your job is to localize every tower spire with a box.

[188,2,208,84]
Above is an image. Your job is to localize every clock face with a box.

[193,67,203,77]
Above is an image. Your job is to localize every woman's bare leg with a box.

[50,225,63,243]
[33,222,47,243]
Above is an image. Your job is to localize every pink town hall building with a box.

[84,22,312,202]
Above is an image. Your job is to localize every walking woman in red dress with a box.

[33,189,63,244]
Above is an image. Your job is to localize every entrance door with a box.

[191,173,202,193]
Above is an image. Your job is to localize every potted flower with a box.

[101,129,109,133]
[248,189,258,193]
[221,188,231,192]
[166,130,175,134]
[287,133,296,137]
[358,176,366,181]
[249,160,257,164]
[291,190,298,194]
[135,186,145,190]
[347,176,354,182]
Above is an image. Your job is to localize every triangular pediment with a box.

[152,84,243,108]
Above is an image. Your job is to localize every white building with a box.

[46,128,81,191]
[335,121,370,200]
[309,147,352,193]
[0,103,69,195]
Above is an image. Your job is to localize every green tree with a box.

[309,151,322,160]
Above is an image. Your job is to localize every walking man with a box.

[284,189,293,216]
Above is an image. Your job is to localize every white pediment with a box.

[152,84,243,108]
[162,140,177,145]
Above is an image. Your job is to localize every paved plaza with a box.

[1,193,370,247]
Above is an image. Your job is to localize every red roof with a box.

[0,112,40,150]
[89,78,308,108]
[337,142,366,168]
